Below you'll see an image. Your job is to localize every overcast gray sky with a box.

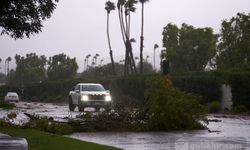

[1,0,250,72]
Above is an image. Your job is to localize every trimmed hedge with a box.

[172,75,221,103]
[0,74,219,106]
[229,72,250,109]
[0,71,249,109]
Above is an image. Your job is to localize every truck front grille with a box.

[88,95,105,100]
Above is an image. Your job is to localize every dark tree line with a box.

[7,53,78,85]
[82,61,154,78]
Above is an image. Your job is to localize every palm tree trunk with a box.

[86,58,89,70]
[128,12,137,74]
[140,2,145,74]
[124,40,130,75]
[7,61,10,79]
[118,7,128,75]
[107,13,116,75]
[118,8,126,44]
[154,49,155,70]
[5,60,7,75]
[119,7,129,75]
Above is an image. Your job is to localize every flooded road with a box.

[0,102,82,124]
[69,115,250,150]
[1,102,250,150]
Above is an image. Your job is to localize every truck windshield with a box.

[81,85,106,91]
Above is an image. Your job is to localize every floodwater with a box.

[1,102,250,150]
[69,116,250,150]
[0,102,80,124]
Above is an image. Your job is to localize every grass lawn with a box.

[0,127,119,150]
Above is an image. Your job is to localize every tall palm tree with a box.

[92,56,97,67]
[86,54,91,70]
[153,43,159,70]
[95,54,100,65]
[6,57,12,76]
[100,59,104,66]
[0,58,2,73]
[139,0,149,74]
[84,58,87,71]
[117,0,137,75]
[105,1,116,75]
[146,55,149,62]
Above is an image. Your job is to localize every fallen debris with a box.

[208,129,220,133]
[24,113,38,120]
[7,112,17,120]
[208,119,222,122]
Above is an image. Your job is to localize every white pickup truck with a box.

[68,83,112,112]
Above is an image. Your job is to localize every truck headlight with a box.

[81,95,89,101]
[105,95,112,102]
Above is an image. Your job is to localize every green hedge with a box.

[172,75,221,103]
[0,74,220,105]
[1,72,249,109]
[229,72,250,109]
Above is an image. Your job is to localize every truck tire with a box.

[69,97,76,111]
[78,105,85,112]
[78,99,85,112]
[95,107,100,112]
[105,104,112,112]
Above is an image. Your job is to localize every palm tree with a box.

[153,43,159,70]
[92,56,97,67]
[105,1,116,75]
[0,58,2,73]
[6,57,12,76]
[100,59,104,66]
[146,55,149,62]
[84,58,87,71]
[117,0,137,75]
[139,0,149,74]
[95,53,100,65]
[86,54,91,70]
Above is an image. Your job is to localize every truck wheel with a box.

[69,97,75,111]
[95,107,100,112]
[78,105,85,112]
[105,105,111,112]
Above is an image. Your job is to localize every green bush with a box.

[0,101,16,109]
[172,75,221,104]
[47,122,73,135]
[233,105,249,113]
[207,101,220,113]
[26,117,73,135]
[145,76,207,130]
[229,72,250,109]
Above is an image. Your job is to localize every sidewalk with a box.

[0,133,28,150]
